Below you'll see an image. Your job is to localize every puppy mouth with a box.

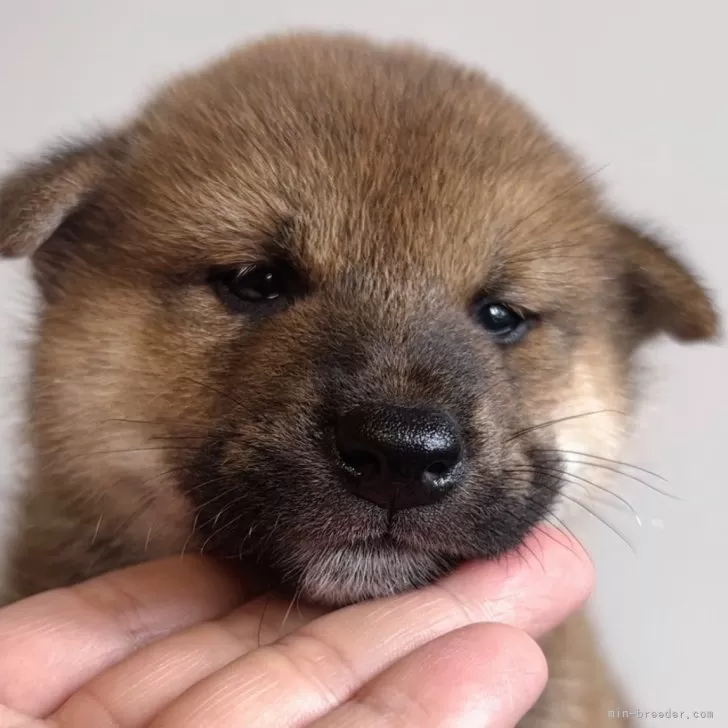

[301,527,439,555]
[186,438,560,604]
[291,538,462,605]
[287,501,545,605]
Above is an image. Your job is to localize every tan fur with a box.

[521,611,627,728]
[0,32,718,725]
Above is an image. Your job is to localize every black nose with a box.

[334,405,463,509]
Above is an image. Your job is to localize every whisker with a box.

[567,498,634,551]
[139,464,193,488]
[553,467,642,524]
[91,515,103,546]
[520,534,546,573]
[184,475,236,504]
[239,524,257,562]
[521,501,585,560]
[294,590,304,621]
[549,458,676,500]
[507,473,635,552]
[553,493,634,553]
[534,448,667,482]
[279,587,302,634]
[181,376,248,413]
[200,520,222,556]
[196,492,253,552]
[498,473,588,558]
[262,514,283,550]
[479,375,514,399]
[507,409,625,443]
[87,445,207,456]
[180,511,201,558]
[148,435,220,442]
[203,507,257,551]
[531,521,574,557]
[184,472,233,496]
[535,513,586,561]
[103,417,236,434]
[258,594,272,649]
[509,464,643,524]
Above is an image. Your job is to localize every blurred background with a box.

[0,2,725,724]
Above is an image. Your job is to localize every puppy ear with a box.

[0,138,114,258]
[616,221,719,342]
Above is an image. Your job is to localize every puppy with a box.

[0,32,718,726]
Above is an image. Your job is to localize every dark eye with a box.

[228,266,284,301]
[210,263,296,313]
[474,298,529,344]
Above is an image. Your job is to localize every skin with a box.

[0,527,592,728]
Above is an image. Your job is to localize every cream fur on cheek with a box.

[0,259,37,599]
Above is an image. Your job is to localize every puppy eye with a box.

[209,263,294,313]
[229,266,284,301]
[474,298,529,344]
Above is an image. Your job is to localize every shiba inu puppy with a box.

[0,32,718,726]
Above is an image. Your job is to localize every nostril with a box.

[423,460,451,479]
[338,447,381,481]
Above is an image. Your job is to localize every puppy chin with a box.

[294,545,453,607]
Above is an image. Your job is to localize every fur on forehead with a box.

[0,30,718,343]
[123,34,602,278]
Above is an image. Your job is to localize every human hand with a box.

[0,527,592,727]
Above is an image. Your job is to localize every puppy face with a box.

[0,34,717,604]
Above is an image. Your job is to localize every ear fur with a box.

[616,221,719,343]
[0,138,115,258]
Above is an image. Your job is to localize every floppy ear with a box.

[0,138,114,259]
[616,221,719,343]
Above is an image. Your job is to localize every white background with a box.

[0,2,726,724]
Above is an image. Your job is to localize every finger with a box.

[0,556,250,717]
[0,705,47,728]
[148,526,591,728]
[435,525,594,638]
[310,623,547,728]
[52,594,325,728]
